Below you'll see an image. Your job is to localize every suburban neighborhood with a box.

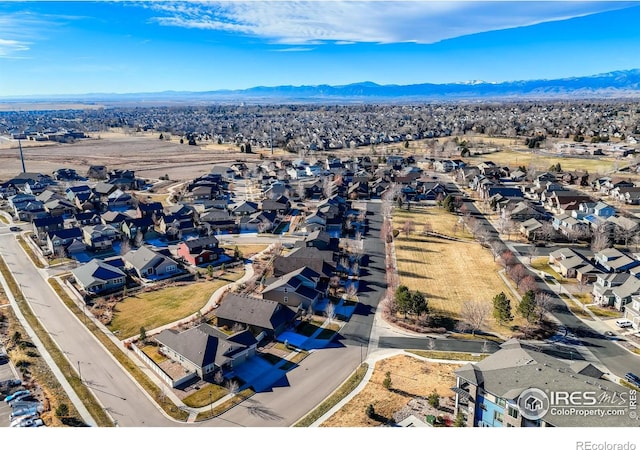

[2,100,640,434]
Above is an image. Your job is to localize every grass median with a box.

[293,363,368,427]
[48,278,190,422]
[0,256,113,427]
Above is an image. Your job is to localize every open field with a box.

[0,130,266,182]
[107,270,243,338]
[394,206,474,240]
[320,354,461,427]
[392,207,526,335]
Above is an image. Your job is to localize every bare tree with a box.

[509,264,528,289]
[591,226,611,253]
[213,370,224,385]
[460,300,491,336]
[402,220,415,238]
[535,291,554,322]
[325,301,336,324]
[119,239,131,256]
[422,221,433,235]
[519,275,539,294]
[226,379,240,395]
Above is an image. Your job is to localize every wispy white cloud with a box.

[147,1,639,45]
[0,11,77,59]
[271,46,315,52]
[0,38,30,58]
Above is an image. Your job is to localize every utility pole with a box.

[270,122,274,155]
[77,360,82,383]
[18,138,26,173]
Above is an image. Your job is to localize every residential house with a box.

[273,246,336,281]
[231,201,259,217]
[82,223,119,251]
[121,216,155,241]
[239,211,277,233]
[215,293,297,340]
[71,258,127,295]
[123,245,180,280]
[519,218,544,240]
[261,266,324,310]
[32,215,64,241]
[592,272,631,307]
[44,198,77,217]
[200,209,236,233]
[155,323,257,378]
[176,236,222,267]
[453,339,635,427]
[593,248,640,273]
[72,211,102,227]
[46,227,83,257]
[137,202,164,219]
[107,189,134,210]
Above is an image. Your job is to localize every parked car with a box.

[10,404,43,421]
[14,418,44,428]
[625,372,640,388]
[7,391,33,405]
[10,413,39,427]
[616,319,634,328]
[0,352,8,364]
[0,379,22,391]
[4,389,30,403]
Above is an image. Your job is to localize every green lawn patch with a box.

[109,271,243,338]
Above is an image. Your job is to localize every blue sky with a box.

[2,1,640,96]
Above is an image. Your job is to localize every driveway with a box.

[232,356,289,393]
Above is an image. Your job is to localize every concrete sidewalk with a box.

[0,264,97,426]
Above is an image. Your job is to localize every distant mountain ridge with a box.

[6,69,640,103]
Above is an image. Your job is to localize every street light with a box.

[77,360,82,383]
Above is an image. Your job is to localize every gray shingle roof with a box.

[156,324,256,369]
[215,294,296,331]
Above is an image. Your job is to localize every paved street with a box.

[0,232,177,427]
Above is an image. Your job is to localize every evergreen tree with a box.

[518,290,537,323]
[383,371,392,390]
[394,285,411,317]
[492,292,513,325]
[442,194,455,213]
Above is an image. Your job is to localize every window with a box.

[496,397,506,407]
[479,403,487,411]
[494,411,504,423]
[508,406,519,419]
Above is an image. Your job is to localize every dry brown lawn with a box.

[392,208,527,335]
[394,206,474,240]
[321,354,461,427]
[0,130,266,182]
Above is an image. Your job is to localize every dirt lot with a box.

[0,131,266,183]
[320,354,461,427]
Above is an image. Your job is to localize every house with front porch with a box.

[155,323,257,379]
[123,245,180,280]
[71,258,127,295]
[261,266,325,310]
[215,294,297,341]
[592,272,631,307]
[82,223,119,251]
[176,236,222,267]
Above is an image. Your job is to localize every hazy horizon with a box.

[2,1,640,97]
